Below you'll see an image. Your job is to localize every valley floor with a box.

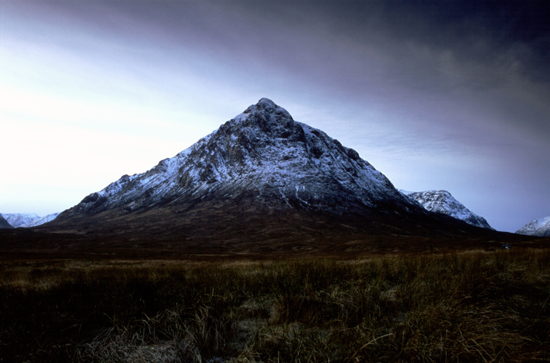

[1,249,550,362]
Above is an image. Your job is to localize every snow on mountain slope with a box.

[59,98,416,220]
[516,216,550,237]
[34,213,61,226]
[400,190,493,229]
[2,213,60,228]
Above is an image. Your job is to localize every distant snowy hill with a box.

[0,214,13,229]
[400,190,493,229]
[516,216,550,237]
[1,213,60,228]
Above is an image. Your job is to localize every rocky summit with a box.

[36,98,510,255]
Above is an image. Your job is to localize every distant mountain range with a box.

[516,216,550,237]
[1,213,60,228]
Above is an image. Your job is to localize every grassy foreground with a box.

[1,250,549,362]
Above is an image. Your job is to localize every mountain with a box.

[0,214,13,229]
[52,98,418,223]
[40,98,509,255]
[400,190,493,229]
[56,98,413,218]
[2,213,60,228]
[516,216,550,237]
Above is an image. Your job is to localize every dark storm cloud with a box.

[19,0,547,92]
[226,0,550,86]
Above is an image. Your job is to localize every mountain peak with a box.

[401,190,493,229]
[242,98,286,115]
[235,98,295,136]
[256,97,278,108]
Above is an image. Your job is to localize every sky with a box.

[1,0,549,232]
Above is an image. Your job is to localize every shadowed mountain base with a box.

[2,205,548,260]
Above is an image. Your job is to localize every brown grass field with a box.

[1,248,549,362]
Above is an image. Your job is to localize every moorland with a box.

[1,248,549,362]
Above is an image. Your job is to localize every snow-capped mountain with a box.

[400,190,493,229]
[46,98,493,244]
[516,216,550,237]
[2,213,60,228]
[57,98,417,220]
[0,214,13,229]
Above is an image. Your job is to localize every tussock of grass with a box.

[1,250,549,362]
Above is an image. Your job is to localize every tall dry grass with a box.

[1,249,549,362]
